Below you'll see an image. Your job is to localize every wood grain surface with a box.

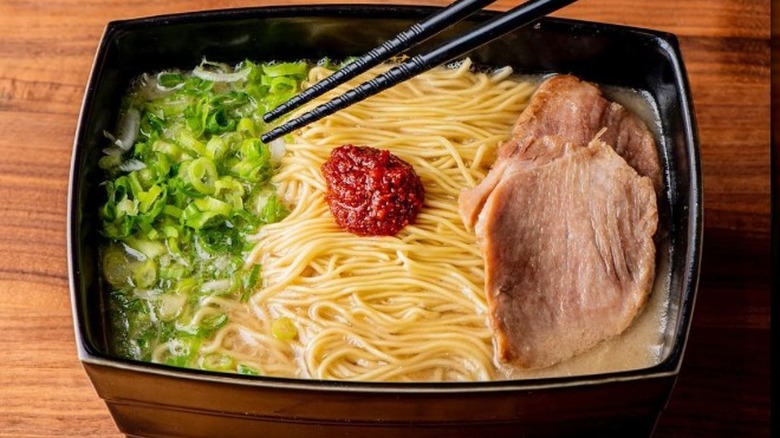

[0,0,770,436]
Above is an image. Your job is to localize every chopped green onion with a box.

[132,259,157,289]
[201,353,236,371]
[240,264,261,302]
[237,364,261,376]
[100,58,307,373]
[158,72,185,89]
[102,245,133,288]
[271,317,297,341]
[262,62,308,78]
[183,157,218,195]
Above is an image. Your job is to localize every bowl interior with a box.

[69,5,701,389]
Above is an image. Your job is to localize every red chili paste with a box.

[321,144,425,236]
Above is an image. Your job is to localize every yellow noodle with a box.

[204,58,533,381]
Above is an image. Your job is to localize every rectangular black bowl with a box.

[68,4,702,437]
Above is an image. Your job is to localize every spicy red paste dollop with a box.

[321,144,425,236]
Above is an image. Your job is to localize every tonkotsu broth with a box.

[100,58,670,381]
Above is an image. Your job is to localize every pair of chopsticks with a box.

[260,0,577,143]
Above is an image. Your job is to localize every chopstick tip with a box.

[260,130,279,144]
[262,110,279,123]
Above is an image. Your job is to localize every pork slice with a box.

[477,137,657,368]
[459,135,571,230]
[459,75,661,232]
[499,74,662,191]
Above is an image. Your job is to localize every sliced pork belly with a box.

[458,74,661,369]
[459,75,661,231]
[477,137,657,368]
[460,135,573,230]
[498,74,662,191]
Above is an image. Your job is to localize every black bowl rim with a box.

[67,3,703,394]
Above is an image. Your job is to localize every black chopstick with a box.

[262,0,499,123]
[260,0,578,144]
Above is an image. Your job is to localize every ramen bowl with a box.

[68,4,701,437]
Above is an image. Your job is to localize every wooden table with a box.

[0,0,770,436]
